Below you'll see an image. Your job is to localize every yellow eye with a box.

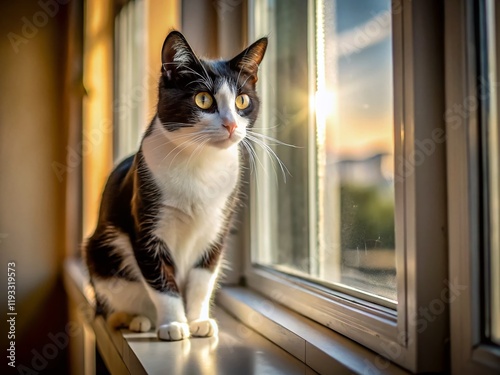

[195,92,214,109]
[235,94,250,110]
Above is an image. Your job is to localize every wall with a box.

[0,1,69,373]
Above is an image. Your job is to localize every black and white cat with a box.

[83,31,267,341]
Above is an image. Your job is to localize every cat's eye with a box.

[235,94,250,110]
[195,92,214,109]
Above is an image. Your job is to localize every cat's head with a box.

[157,31,267,149]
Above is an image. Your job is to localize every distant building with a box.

[329,153,392,186]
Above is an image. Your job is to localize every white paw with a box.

[157,322,190,341]
[129,316,152,332]
[189,319,218,337]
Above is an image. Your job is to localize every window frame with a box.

[240,0,448,372]
[446,0,500,373]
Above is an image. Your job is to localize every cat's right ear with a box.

[161,31,199,80]
[229,37,268,85]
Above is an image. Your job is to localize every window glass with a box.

[251,0,396,303]
[114,0,146,161]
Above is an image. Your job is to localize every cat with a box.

[83,30,267,341]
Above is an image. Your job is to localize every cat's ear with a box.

[161,31,200,79]
[230,37,268,84]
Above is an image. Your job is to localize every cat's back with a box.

[107,154,135,191]
[96,154,136,231]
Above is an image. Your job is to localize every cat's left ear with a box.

[161,31,200,79]
[230,37,268,84]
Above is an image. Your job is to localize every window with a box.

[76,0,500,372]
[245,0,449,372]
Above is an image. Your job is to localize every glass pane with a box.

[319,0,396,301]
[251,0,396,304]
[114,0,146,162]
[251,0,311,272]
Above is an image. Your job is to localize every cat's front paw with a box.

[129,316,152,332]
[157,322,190,341]
[189,319,218,337]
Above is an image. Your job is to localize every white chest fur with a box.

[141,120,240,287]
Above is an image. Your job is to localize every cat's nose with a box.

[222,121,237,136]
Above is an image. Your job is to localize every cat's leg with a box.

[136,236,189,341]
[93,278,155,332]
[85,228,155,333]
[185,243,222,337]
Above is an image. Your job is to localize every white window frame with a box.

[446,0,500,373]
[240,0,448,372]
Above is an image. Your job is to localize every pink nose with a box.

[223,121,237,136]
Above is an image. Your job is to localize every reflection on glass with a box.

[252,0,396,304]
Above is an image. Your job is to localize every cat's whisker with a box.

[239,141,252,173]
[248,124,281,131]
[241,140,258,176]
[159,135,200,167]
[239,74,253,90]
[144,125,197,142]
[186,79,211,88]
[198,62,213,91]
[160,120,197,126]
[148,131,206,153]
[245,140,258,174]
[236,60,245,89]
[243,138,267,176]
[243,130,287,181]
[246,134,291,183]
[179,65,213,91]
[168,134,207,169]
[255,136,291,181]
[186,138,210,169]
[246,137,280,184]
[169,136,203,168]
[247,130,300,148]
[241,139,264,196]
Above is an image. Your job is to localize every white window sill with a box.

[216,286,409,375]
[64,258,409,374]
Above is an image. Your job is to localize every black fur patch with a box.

[85,235,138,282]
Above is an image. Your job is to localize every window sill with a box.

[63,259,313,375]
[216,286,409,375]
[64,258,409,374]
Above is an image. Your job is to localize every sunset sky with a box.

[325,0,394,167]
